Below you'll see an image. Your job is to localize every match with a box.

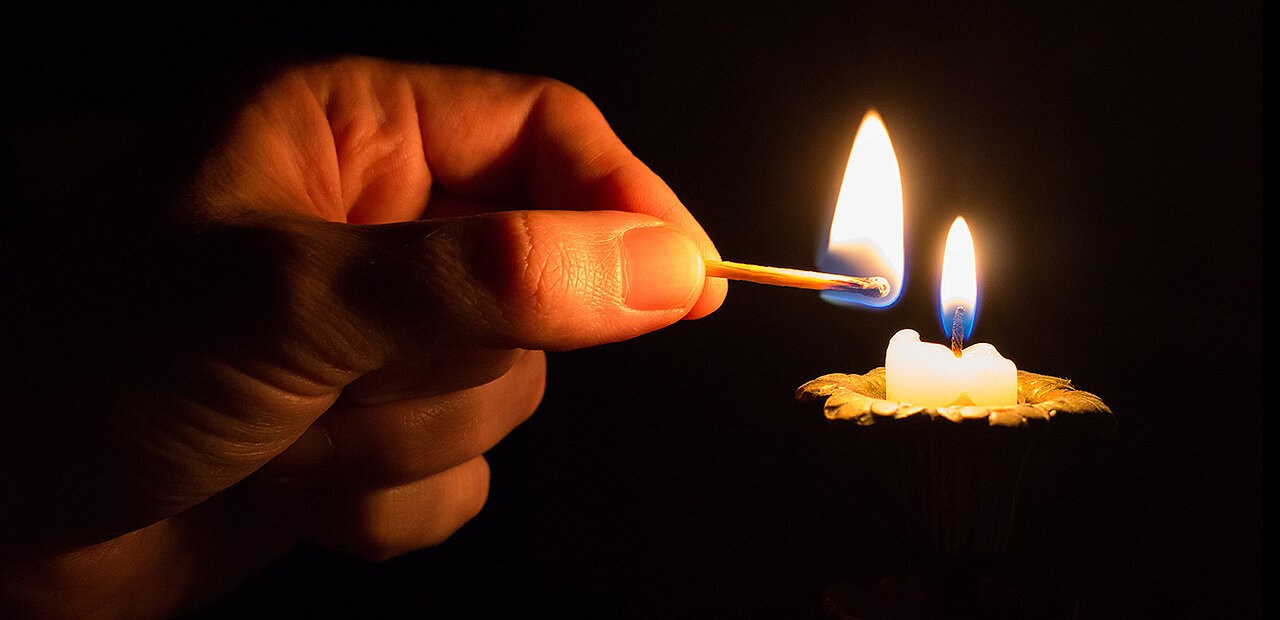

[704,259,890,298]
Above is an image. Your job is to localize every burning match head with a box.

[866,276,891,298]
[826,275,890,298]
[817,249,900,308]
[820,275,894,306]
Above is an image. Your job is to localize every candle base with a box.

[798,369,1113,619]
[798,367,1113,431]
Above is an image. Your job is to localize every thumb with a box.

[335,209,709,354]
[0,209,707,552]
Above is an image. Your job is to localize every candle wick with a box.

[950,307,965,358]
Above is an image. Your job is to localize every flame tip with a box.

[819,107,904,309]
[939,216,978,339]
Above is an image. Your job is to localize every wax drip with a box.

[950,307,965,358]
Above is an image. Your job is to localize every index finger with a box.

[205,57,725,318]
[404,61,726,318]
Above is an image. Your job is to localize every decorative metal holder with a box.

[797,368,1113,618]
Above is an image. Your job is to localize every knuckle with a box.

[254,222,359,338]
[332,499,418,563]
[448,459,492,531]
[463,211,614,349]
[525,77,603,132]
[339,465,489,560]
[266,55,375,88]
[202,217,383,377]
[495,212,583,330]
[513,351,547,423]
[524,222,572,321]
[538,78,593,108]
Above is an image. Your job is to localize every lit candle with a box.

[816,112,1016,407]
[885,218,1017,407]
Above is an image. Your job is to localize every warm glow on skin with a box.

[0,58,727,619]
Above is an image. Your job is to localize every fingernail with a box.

[621,226,703,311]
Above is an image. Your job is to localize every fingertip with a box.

[579,164,726,319]
[394,210,715,350]
[681,235,727,320]
[685,275,727,320]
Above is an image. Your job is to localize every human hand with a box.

[0,57,725,618]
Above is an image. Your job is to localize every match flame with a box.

[818,111,904,308]
[939,216,977,340]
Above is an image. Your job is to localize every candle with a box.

[885,218,1017,407]
[798,110,1114,619]
[815,113,1017,407]
[885,329,1017,407]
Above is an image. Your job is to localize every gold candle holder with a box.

[797,369,1114,618]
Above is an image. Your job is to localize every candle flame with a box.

[939,216,977,340]
[817,111,904,308]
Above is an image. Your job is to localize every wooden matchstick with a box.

[704,259,889,298]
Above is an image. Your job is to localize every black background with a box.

[3,1,1260,617]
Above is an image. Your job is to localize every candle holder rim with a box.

[796,367,1114,433]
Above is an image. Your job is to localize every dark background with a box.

[4,1,1260,617]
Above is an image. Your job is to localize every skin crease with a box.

[0,57,726,619]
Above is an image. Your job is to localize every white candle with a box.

[812,115,1018,407]
[884,217,1017,407]
[885,328,1017,406]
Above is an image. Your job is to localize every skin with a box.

[0,57,726,619]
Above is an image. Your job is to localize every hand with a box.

[0,57,725,618]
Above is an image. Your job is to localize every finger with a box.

[193,57,725,317]
[263,350,545,486]
[0,204,703,551]
[402,60,727,318]
[313,209,708,359]
[301,456,490,562]
[421,191,728,320]
[341,347,529,404]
